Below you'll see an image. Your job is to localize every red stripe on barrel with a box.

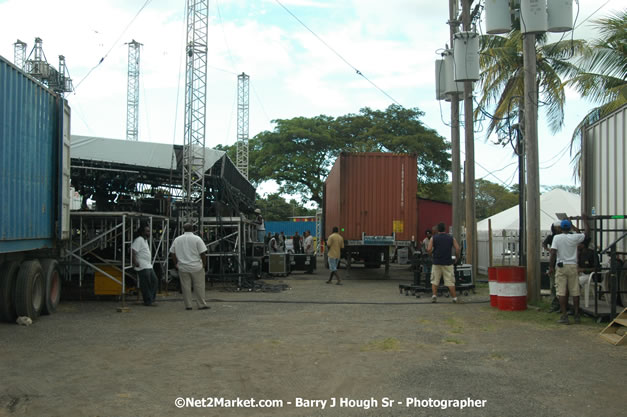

[496,266,527,311]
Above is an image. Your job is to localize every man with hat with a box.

[549,216,589,324]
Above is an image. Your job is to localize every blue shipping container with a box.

[265,221,317,237]
[0,56,66,253]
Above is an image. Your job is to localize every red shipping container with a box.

[417,198,452,239]
[324,153,418,242]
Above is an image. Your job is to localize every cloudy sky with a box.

[0,0,622,198]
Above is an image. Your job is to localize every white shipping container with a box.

[582,104,627,255]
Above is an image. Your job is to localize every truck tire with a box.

[15,260,44,320]
[0,261,20,322]
[40,259,61,315]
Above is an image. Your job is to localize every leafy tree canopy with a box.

[541,185,580,195]
[255,193,316,221]
[474,179,519,220]
[219,105,451,207]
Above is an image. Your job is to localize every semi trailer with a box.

[0,55,71,322]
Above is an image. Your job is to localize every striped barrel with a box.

[488,267,498,307]
[496,266,527,311]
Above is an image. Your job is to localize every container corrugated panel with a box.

[325,152,418,241]
[0,56,59,253]
[417,198,452,238]
[583,104,627,253]
[265,221,317,237]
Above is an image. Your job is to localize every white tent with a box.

[477,188,581,232]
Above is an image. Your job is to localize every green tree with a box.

[255,193,315,221]
[474,179,519,220]
[250,105,451,206]
[475,31,587,140]
[542,185,580,195]
[566,11,627,173]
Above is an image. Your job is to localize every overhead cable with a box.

[74,0,154,91]
[274,0,402,106]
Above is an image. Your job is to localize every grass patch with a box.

[489,353,506,361]
[361,338,401,352]
[445,316,464,334]
[444,338,464,345]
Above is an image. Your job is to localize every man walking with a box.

[549,217,589,324]
[326,227,344,285]
[427,222,461,303]
[131,224,158,306]
[170,223,210,311]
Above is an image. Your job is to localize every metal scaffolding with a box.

[67,212,169,303]
[23,37,73,95]
[126,40,142,141]
[236,72,250,179]
[201,216,256,287]
[181,0,209,224]
[13,39,26,70]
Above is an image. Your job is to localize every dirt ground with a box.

[1,260,625,417]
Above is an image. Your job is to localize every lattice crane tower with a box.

[182,0,209,223]
[125,40,142,141]
[236,72,250,179]
[13,40,27,70]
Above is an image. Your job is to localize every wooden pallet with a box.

[599,308,627,346]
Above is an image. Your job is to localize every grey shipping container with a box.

[582,104,627,255]
[0,55,71,322]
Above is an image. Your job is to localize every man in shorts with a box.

[549,217,589,324]
[326,226,344,285]
[427,222,461,303]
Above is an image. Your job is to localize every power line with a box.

[216,0,237,72]
[74,0,153,91]
[575,0,613,29]
[274,0,402,106]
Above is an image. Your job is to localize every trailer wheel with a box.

[0,261,20,322]
[15,260,44,320]
[40,259,61,315]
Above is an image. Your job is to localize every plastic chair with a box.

[581,271,609,308]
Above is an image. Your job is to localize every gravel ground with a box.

[1,260,625,417]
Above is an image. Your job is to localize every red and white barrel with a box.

[488,267,498,307]
[496,266,527,311]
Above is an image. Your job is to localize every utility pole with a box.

[462,0,477,278]
[182,0,209,225]
[126,40,142,141]
[236,72,250,179]
[516,112,526,267]
[523,33,541,303]
[448,0,462,242]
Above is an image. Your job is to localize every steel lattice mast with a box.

[126,40,142,141]
[13,40,26,70]
[236,72,250,179]
[182,0,209,223]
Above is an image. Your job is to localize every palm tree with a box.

[566,10,626,170]
[475,31,588,143]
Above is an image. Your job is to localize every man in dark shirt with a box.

[543,222,561,312]
[427,222,461,303]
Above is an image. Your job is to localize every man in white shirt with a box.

[303,230,315,274]
[549,217,589,324]
[131,225,158,306]
[170,223,209,311]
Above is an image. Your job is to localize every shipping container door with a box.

[60,100,71,240]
